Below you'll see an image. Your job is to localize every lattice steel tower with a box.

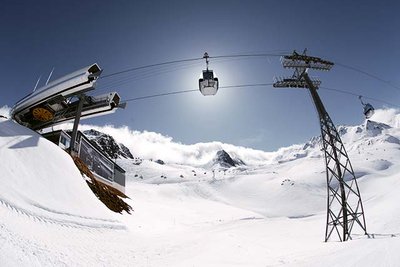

[273,51,367,242]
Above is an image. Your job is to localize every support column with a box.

[69,94,85,155]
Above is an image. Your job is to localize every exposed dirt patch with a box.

[71,156,133,214]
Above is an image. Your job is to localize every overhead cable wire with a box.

[124,89,198,102]
[123,83,274,102]
[98,57,276,91]
[319,86,360,97]
[100,57,204,79]
[221,82,397,109]
[220,83,275,89]
[100,52,286,80]
[335,62,400,92]
[122,82,400,110]
[97,51,400,107]
[101,52,400,95]
[210,52,286,60]
[100,58,232,89]
[98,61,203,90]
[320,86,400,108]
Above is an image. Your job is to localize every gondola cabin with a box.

[363,103,375,119]
[199,70,219,96]
[359,96,375,119]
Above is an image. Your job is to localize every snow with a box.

[2,108,400,266]
[0,105,10,118]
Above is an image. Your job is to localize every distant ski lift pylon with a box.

[199,52,219,96]
[359,96,375,119]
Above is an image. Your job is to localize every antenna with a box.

[45,67,55,85]
[274,50,367,242]
[33,75,42,92]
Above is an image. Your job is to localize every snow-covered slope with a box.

[0,119,120,221]
[3,108,400,266]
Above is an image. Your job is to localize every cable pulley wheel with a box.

[32,107,54,122]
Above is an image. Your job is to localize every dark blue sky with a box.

[1,0,400,151]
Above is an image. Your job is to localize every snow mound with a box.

[0,118,121,228]
[369,159,392,171]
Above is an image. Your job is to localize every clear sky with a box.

[1,0,399,151]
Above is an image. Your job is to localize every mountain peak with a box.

[212,150,245,168]
[83,129,133,159]
[365,120,391,137]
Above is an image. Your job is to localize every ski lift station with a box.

[11,63,127,195]
[11,64,123,131]
[43,130,126,194]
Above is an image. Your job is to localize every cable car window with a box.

[79,138,114,182]
[203,71,213,80]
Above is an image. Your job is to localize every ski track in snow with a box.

[0,196,125,231]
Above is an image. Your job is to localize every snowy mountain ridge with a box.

[43,108,400,169]
[271,115,400,165]
[83,129,134,159]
